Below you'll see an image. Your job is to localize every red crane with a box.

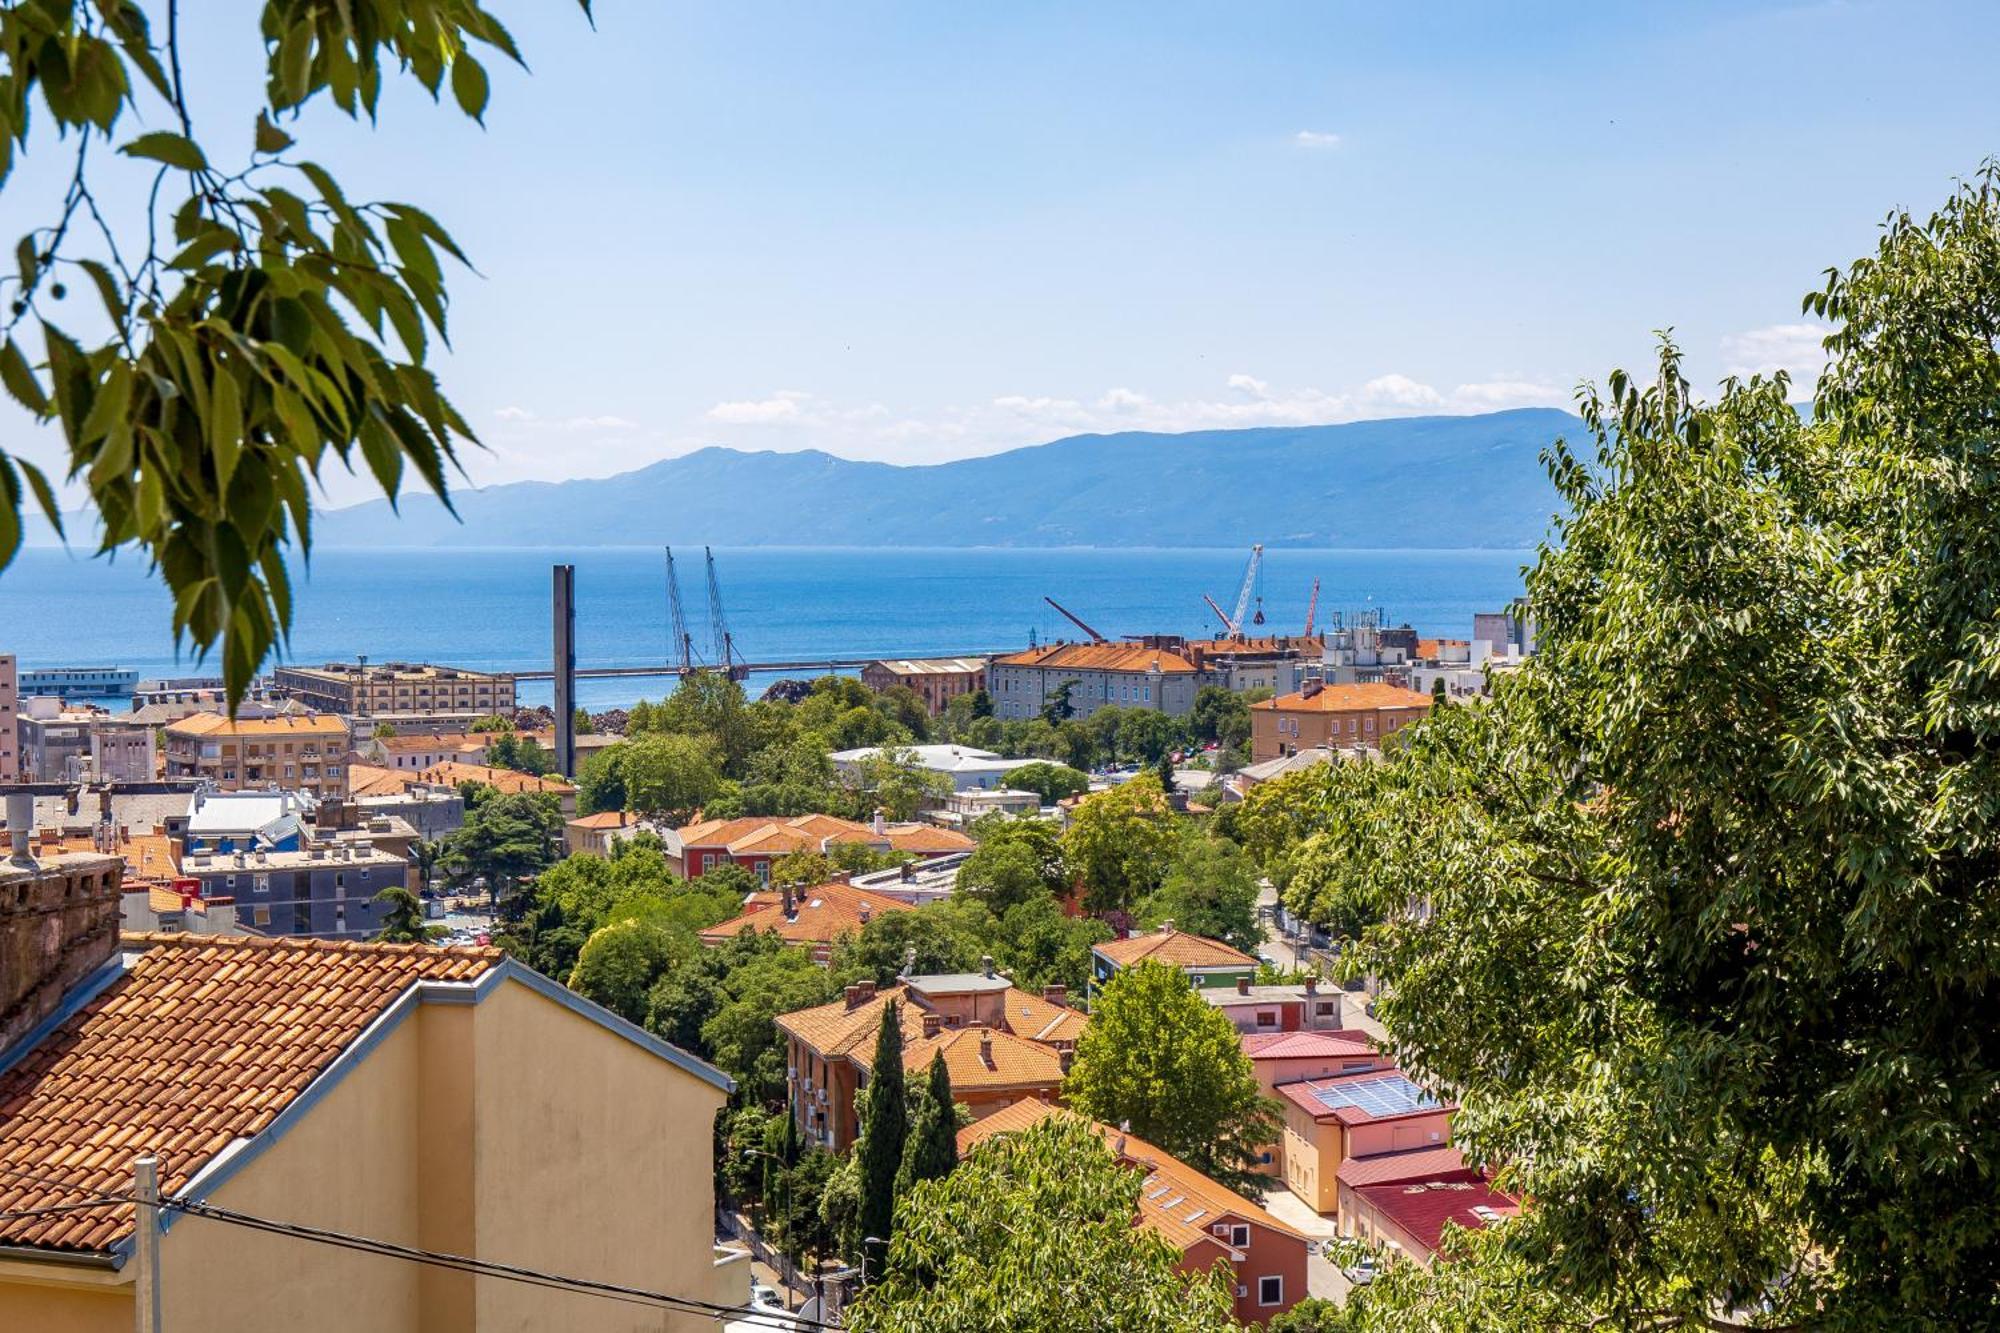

[1202,594,1234,633]
[1303,578,1321,638]
[1043,596,1107,644]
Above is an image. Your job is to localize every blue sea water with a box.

[0,546,1533,710]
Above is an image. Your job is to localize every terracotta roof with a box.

[774,983,925,1058]
[45,830,179,887]
[675,813,973,857]
[1240,1030,1379,1061]
[165,711,348,737]
[1001,990,1089,1045]
[567,811,637,830]
[0,934,499,1254]
[414,761,575,795]
[1094,926,1257,971]
[957,1100,1306,1250]
[346,763,414,798]
[1336,1145,1470,1188]
[699,881,913,949]
[1252,684,1435,713]
[882,1026,1065,1091]
[991,643,1199,673]
[375,733,479,754]
[1352,1172,1517,1258]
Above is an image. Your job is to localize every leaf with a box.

[17,458,62,534]
[119,131,208,173]
[211,369,244,495]
[383,203,472,266]
[0,339,49,416]
[76,259,128,325]
[254,110,295,155]
[451,53,490,123]
[0,453,21,569]
[170,228,243,271]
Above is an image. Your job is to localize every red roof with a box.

[1240,1030,1377,1061]
[1352,1172,1517,1259]
[1336,1145,1470,1188]
[1273,1067,1455,1125]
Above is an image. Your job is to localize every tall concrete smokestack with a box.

[553,564,577,779]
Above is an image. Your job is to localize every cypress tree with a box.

[855,999,907,1260]
[898,1051,959,1193]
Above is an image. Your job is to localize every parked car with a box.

[749,1282,786,1311]
[1342,1256,1379,1286]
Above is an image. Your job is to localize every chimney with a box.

[1237,976,1251,996]
[1302,678,1324,699]
[782,882,796,920]
[1042,983,1067,1008]
[981,954,995,979]
[858,901,872,925]
[855,980,877,1003]
[1160,920,1175,935]
[872,808,886,836]
[1304,975,1318,996]
[922,1012,942,1038]
[979,1028,994,1069]
[844,984,863,1009]
[1,854,124,1054]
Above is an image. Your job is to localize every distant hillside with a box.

[311,408,1578,549]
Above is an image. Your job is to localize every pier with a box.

[512,650,1012,682]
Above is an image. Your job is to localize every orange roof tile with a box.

[568,811,638,830]
[957,1100,1306,1249]
[165,711,348,738]
[1001,990,1089,1045]
[0,934,499,1254]
[347,763,414,798]
[1252,683,1435,713]
[1094,926,1257,971]
[879,1026,1065,1091]
[675,813,973,858]
[414,761,575,795]
[699,881,913,949]
[774,983,925,1058]
[992,643,1200,673]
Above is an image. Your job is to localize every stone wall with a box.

[0,854,123,1054]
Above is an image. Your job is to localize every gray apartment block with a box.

[178,846,407,940]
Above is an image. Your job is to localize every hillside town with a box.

[0,606,1528,1328]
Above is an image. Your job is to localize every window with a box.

[252,905,271,927]
[1315,1001,1336,1016]
[1230,1223,1251,1249]
[1258,1275,1283,1307]
[1255,1010,1277,1028]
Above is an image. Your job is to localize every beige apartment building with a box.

[272,661,516,723]
[164,712,352,799]
[1249,680,1434,763]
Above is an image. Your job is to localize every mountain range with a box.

[32,408,1580,550]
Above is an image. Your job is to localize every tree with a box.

[844,1116,1237,1333]
[698,945,840,1103]
[855,1000,909,1257]
[830,902,992,985]
[843,747,952,821]
[1430,675,1449,707]
[1265,1297,1365,1333]
[0,3,593,706]
[484,731,554,776]
[615,732,724,824]
[371,721,398,741]
[1319,171,2000,1329]
[1060,774,1174,913]
[994,895,1110,994]
[470,714,515,733]
[897,1052,958,1195]
[1003,761,1089,804]
[567,918,695,1026]
[1153,750,1176,796]
[1137,831,1262,956]
[1190,685,1252,750]
[370,885,440,943]
[640,671,756,776]
[1064,961,1278,1192]
[770,850,833,890]
[439,791,562,905]
[1040,679,1079,724]
[957,817,1068,914]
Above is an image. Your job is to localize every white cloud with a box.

[489,406,637,430]
[1356,373,1444,409]
[1719,322,1832,383]
[1227,373,1270,397]
[1294,130,1342,149]
[1449,378,1567,411]
[494,405,534,421]
[705,391,812,425]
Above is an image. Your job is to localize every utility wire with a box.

[0,1163,836,1330]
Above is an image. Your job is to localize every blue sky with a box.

[6,0,2000,503]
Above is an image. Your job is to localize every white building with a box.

[828,743,1039,792]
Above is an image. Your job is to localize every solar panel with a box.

[1308,1074,1438,1118]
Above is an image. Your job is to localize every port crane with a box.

[666,548,698,673]
[705,547,748,680]
[1302,578,1320,638]
[1043,596,1108,644]
[662,546,748,680]
[1203,544,1266,640]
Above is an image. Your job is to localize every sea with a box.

[0,546,1534,711]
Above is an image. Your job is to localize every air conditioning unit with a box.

[1235,1286,1247,1299]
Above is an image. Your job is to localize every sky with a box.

[4,0,2000,506]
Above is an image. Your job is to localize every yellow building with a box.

[272,661,517,724]
[0,861,740,1332]
[163,711,353,799]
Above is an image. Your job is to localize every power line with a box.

[0,1163,835,1330]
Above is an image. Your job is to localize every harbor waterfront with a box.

[0,545,1531,710]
